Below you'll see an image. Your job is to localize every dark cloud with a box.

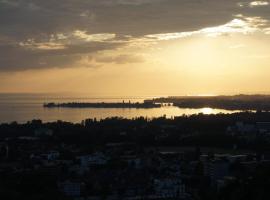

[0,42,121,71]
[0,0,269,71]
[0,0,255,37]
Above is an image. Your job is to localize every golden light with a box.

[201,107,214,115]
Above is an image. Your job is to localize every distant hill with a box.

[148,95,270,110]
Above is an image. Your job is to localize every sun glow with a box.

[201,108,214,115]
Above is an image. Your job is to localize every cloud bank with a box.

[0,0,270,71]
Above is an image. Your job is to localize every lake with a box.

[0,93,241,123]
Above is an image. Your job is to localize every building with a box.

[78,152,108,167]
[34,128,53,137]
[154,178,186,198]
[58,180,81,197]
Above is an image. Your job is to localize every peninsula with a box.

[43,101,161,109]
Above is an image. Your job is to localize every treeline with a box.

[1,112,270,151]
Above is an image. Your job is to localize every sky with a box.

[0,0,270,96]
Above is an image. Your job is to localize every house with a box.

[34,128,53,137]
[47,151,60,161]
[58,180,81,197]
[235,122,256,134]
[257,122,270,133]
[30,151,60,161]
[78,152,108,168]
[228,155,247,163]
[154,178,186,198]
[204,159,230,185]
[123,156,142,169]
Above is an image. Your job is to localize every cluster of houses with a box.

[0,127,270,200]
[227,121,270,135]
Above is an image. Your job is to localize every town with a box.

[0,112,270,200]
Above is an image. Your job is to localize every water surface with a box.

[0,94,240,123]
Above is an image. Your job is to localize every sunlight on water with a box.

[201,107,214,115]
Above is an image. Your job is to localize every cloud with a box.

[72,31,116,42]
[238,1,269,7]
[19,40,66,50]
[0,0,270,71]
[100,0,165,6]
[0,42,121,71]
[249,1,269,7]
[95,54,144,64]
[145,16,269,40]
